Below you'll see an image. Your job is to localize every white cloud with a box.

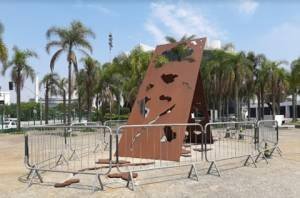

[238,0,259,15]
[145,2,223,44]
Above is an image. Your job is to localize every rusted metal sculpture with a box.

[118,38,210,161]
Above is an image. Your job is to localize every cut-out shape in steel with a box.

[148,104,176,124]
[130,131,142,151]
[161,74,178,84]
[138,97,151,117]
[139,100,145,116]
[163,126,176,142]
[159,104,175,117]
[146,83,154,91]
[145,96,151,104]
[159,95,172,102]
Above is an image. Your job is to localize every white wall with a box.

[0,91,11,105]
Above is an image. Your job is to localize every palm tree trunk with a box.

[45,86,49,124]
[257,93,261,120]
[272,76,275,119]
[78,95,81,122]
[226,97,229,118]
[87,90,91,122]
[218,98,222,121]
[272,96,276,119]
[63,91,66,125]
[292,91,297,122]
[68,61,72,125]
[247,98,251,121]
[16,82,21,131]
[234,82,239,120]
[260,84,264,119]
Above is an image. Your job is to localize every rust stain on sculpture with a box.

[118,38,210,161]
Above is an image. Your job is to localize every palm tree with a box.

[76,70,85,122]
[165,34,196,43]
[289,58,300,121]
[251,53,267,120]
[56,78,68,124]
[40,72,59,124]
[255,58,270,120]
[0,22,8,64]
[268,61,288,118]
[228,52,252,120]
[46,20,95,124]
[2,47,37,130]
[246,52,266,120]
[274,67,289,116]
[201,49,234,120]
[79,57,99,121]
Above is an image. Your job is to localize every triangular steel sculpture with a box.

[118,38,210,161]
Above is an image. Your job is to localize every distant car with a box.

[1,120,17,130]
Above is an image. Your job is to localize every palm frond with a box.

[76,38,93,53]
[46,26,66,40]
[180,34,196,42]
[24,49,38,59]
[50,49,64,71]
[165,36,177,43]
[77,48,90,57]
[0,22,3,35]
[70,20,96,39]
[23,64,36,82]
[0,38,8,63]
[46,41,64,53]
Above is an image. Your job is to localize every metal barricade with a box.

[22,120,281,191]
[24,125,112,191]
[104,120,127,132]
[114,123,204,190]
[204,121,258,176]
[255,120,281,163]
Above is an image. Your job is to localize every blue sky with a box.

[1,0,300,102]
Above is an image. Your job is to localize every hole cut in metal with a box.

[160,126,177,143]
[159,95,172,102]
[146,83,154,91]
[161,74,178,84]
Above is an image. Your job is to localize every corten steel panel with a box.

[118,38,210,161]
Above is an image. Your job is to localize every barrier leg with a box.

[255,152,269,164]
[56,154,69,166]
[26,169,33,180]
[92,173,104,192]
[243,155,257,168]
[126,171,135,191]
[269,145,282,157]
[27,168,43,187]
[188,163,199,181]
[93,144,100,153]
[68,150,80,161]
[207,161,220,177]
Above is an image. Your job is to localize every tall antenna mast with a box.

[108,32,113,62]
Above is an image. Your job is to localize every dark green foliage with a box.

[154,42,194,68]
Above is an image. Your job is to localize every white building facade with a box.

[0,91,11,105]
